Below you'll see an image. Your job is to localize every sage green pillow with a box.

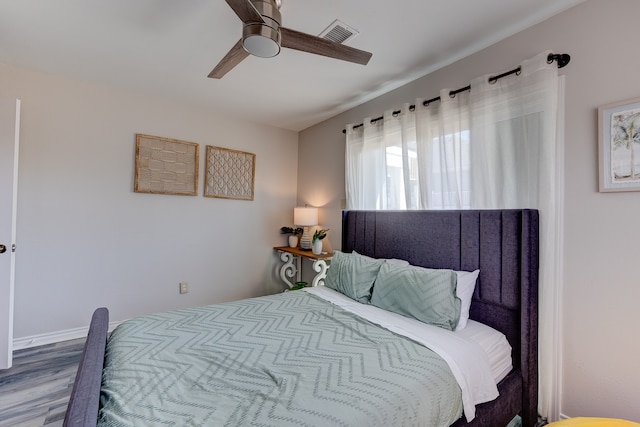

[370,263,461,331]
[325,250,384,303]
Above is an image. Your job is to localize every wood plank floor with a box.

[0,339,84,427]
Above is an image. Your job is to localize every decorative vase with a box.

[288,235,298,248]
[312,239,323,255]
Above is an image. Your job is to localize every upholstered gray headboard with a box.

[341,209,539,427]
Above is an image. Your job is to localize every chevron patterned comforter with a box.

[97,290,463,427]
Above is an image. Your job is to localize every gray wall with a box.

[1,63,298,340]
[298,0,640,421]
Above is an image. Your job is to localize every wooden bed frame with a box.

[64,209,539,427]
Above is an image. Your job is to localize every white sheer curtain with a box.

[345,51,563,421]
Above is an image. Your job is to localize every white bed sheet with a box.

[457,319,513,383]
[304,286,501,422]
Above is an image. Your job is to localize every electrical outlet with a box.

[179,282,189,294]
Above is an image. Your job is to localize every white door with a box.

[0,99,20,369]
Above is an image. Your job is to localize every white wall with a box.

[0,63,298,339]
[298,0,640,421]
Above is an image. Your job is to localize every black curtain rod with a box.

[342,53,570,134]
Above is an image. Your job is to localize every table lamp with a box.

[294,207,318,250]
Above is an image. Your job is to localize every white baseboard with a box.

[559,413,570,420]
[13,321,122,350]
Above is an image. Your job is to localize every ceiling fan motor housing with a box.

[242,0,282,58]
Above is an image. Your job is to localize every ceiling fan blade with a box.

[225,0,264,23]
[208,39,250,79]
[281,27,372,65]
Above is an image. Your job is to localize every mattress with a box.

[98,290,465,426]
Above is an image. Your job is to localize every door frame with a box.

[0,98,20,369]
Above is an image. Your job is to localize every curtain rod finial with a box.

[547,53,570,68]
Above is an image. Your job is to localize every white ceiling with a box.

[0,0,584,131]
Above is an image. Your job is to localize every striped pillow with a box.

[370,263,461,330]
[325,250,384,303]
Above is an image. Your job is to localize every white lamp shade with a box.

[293,207,318,226]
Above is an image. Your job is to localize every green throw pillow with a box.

[370,263,461,331]
[325,250,384,303]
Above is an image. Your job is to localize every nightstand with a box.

[273,246,332,289]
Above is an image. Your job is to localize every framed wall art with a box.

[134,134,199,196]
[204,146,255,200]
[598,97,640,192]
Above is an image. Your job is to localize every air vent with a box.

[318,19,359,44]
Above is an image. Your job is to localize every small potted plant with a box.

[312,228,329,255]
[290,281,307,291]
[280,226,303,248]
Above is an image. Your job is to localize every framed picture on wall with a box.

[204,146,255,200]
[134,134,199,196]
[598,97,640,192]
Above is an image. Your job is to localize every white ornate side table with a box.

[273,246,332,288]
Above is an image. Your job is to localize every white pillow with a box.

[454,269,480,331]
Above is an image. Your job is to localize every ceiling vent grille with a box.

[319,19,359,44]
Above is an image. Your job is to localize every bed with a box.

[64,209,539,427]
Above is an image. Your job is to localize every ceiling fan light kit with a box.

[208,0,372,79]
[242,0,281,58]
[243,23,281,57]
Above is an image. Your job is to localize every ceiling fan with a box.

[208,0,373,79]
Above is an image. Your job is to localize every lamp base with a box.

[299,226,311,250]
